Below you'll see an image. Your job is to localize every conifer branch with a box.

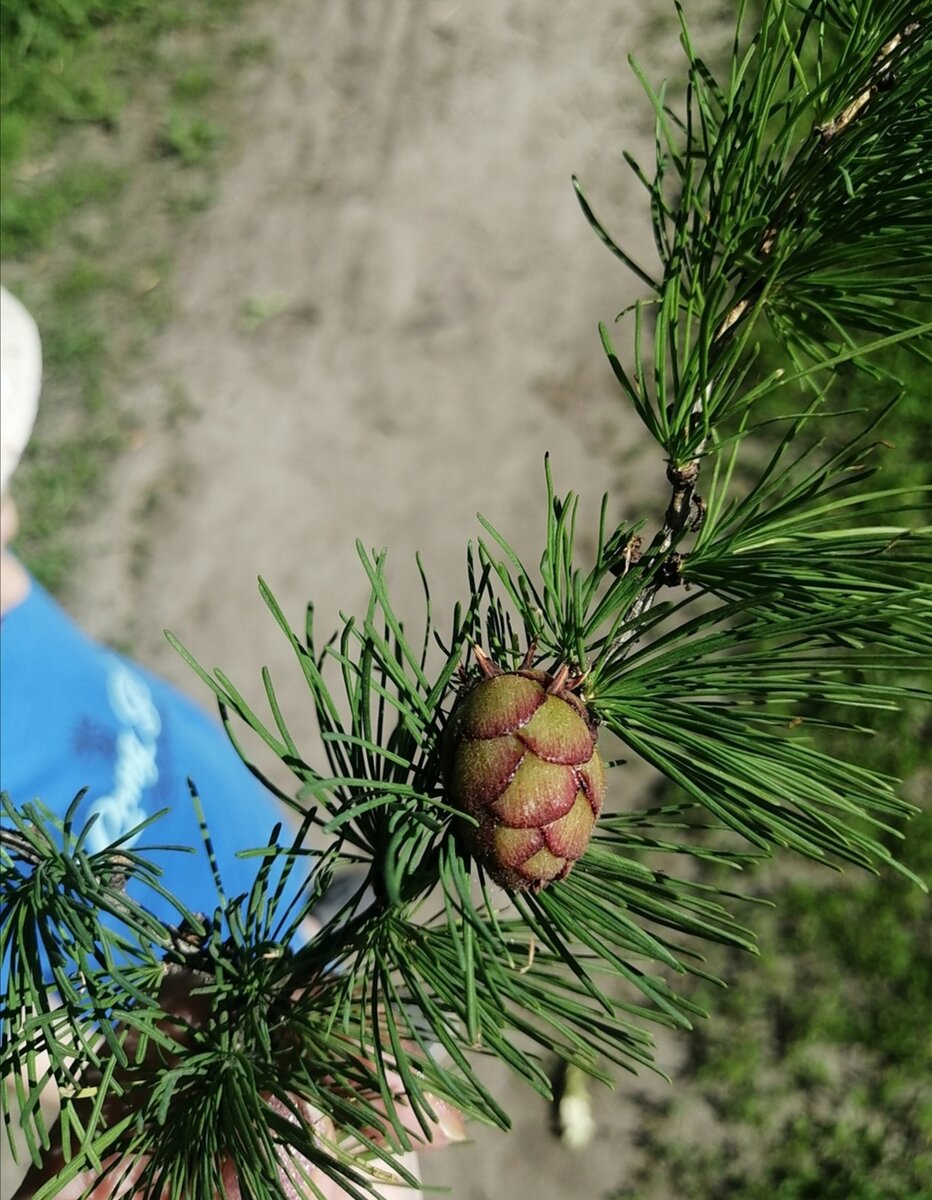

[3,2,930,1196]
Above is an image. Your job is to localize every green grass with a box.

[1,162,128,257]
[158,110,226,166]
[1,0,267,591]
[609,799,932,1199]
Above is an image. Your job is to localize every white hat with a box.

[0,285,42,494]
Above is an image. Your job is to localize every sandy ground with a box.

[60,2,720,1195]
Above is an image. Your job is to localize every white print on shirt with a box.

[84,663,162,853]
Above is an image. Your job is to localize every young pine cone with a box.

[444,661,605,891]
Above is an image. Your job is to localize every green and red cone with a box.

[444,652,605,891]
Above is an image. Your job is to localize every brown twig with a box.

[816,22,920,143]
[0,824,43,864]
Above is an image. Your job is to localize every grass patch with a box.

[610,805,932,1199]
[1,0,251,256]
[1,162,128,258]
[1,0,262,592]
[158,110,225,166]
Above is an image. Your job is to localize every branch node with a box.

[657,553,685,588]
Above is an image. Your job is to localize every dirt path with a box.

[70,0,676,692]
[66,2,699,1194]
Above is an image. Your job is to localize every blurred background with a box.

[2,1,928,1197]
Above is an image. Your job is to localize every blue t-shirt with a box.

[0,577,310,940]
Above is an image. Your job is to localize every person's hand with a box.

[11,968,464,1200]
[26,1096,453,1200]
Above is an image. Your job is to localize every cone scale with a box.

[444,661,605,891]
